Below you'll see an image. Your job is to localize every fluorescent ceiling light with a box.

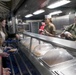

[25,14,33,18]
[47,0,71,9]
[33,9,45,15]
[49,10,62,15]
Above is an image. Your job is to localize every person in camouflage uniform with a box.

[61,22,76,41]
[42,15,56,37]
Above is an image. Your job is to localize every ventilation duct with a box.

[1,0,11,1]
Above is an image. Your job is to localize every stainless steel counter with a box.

[18,41,76,75]
[51,59,76,75]
[18,32,76,75]
[18,42,53,75]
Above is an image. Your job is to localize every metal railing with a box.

[1,40,40,75]
[23,31,76,51]
[8,51,33,75]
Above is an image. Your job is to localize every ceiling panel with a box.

[16,0,76,20]
[1,0,11,2]
[0,0,11,17]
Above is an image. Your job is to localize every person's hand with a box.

[0,52,9,57]
[65,32,73,38]
[3,68,11,75]
[8,48,17,52]
[6,47,12,49]
[16,34,20,40]
[60,33,65,37]
[3,68,10,72]
[41,30,45,35]
[60,31,73,38]
[39,29,41,31]
[4,46,12,50]
[45,30,54,36]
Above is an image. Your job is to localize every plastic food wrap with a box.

[21,37,30,48]
[41,48,74,66]
[31,39,39,51]
[33,44,54,57]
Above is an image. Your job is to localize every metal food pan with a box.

[40,48,74,67]
[58,63,76,75]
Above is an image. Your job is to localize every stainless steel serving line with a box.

[17,43,53,75]
[17,32,76,75]
[23,31,76,51]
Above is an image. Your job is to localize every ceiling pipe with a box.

[0,2,9,10]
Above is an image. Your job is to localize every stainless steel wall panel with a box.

[31,22,39,33]
[53,15,69,30]
[69,14,75,24]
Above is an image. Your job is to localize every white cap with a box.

[45,14,52,19]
